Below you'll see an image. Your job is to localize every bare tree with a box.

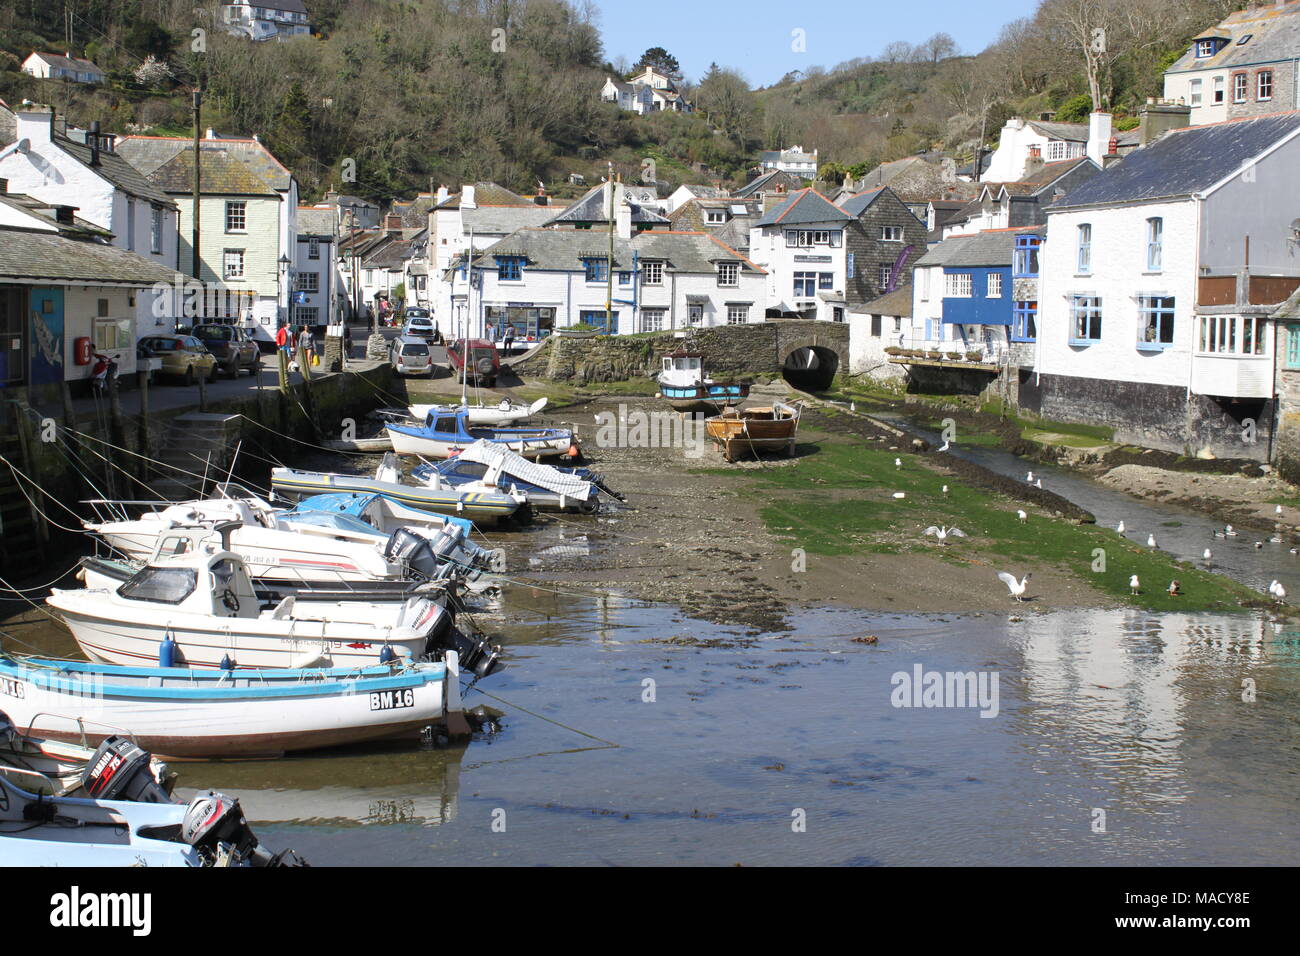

[919,32,958,64]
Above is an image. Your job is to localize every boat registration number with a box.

[0,677,24,699]
[369,688,415,711]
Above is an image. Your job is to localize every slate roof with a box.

[0,228,177,285]
[434,182,534,209]
[1049,112,1300,209]
[1270,284,1300,320]
[117,136,293,195]
[468,228,763,275]
[0,101,15,145]
[755,188,853,227]
[733,170,800,198]
[838,187,890,217]
[913,228,1032,268]
[1167,2,1300,74]
[462,204,555,234]
[545,181,667,226]
[852,281,914,317]
[296,206,336,237]
[26,52,105,75]
[261,0,309,12]
[0,193,110,238]
[38,132,176,207]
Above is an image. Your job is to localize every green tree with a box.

[633,46,681,81]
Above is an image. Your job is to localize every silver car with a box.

[389,334,433,377]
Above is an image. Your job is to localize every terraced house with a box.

[1033,111,1300,460]
[749,188,853,323]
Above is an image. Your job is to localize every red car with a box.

[447,338,500,387]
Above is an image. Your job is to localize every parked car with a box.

[447,338,499,387]
[138,335,218,385]
[402,310,437,341]
[389,334,434,377]
[192,324,260,377]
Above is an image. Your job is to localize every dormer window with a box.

[706,209,727,224]
[1196,39,1217,58]
[496,256,524,281]
[717,262,738,287]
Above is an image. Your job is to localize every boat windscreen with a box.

[283,511,382,536]
[119,566,197,604]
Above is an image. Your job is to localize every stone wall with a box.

[512,320,851,384]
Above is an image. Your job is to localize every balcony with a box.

[1198,274,1300,307]
[886,337,1004,370]
[1189,352,1273,398]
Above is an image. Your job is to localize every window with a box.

[879,264,892,288]
[308,237,320,260]
[1190,78,1203,106]
[945,273,972,298]
[1213,76,1225,104]
[1137,296,1175,348]
[726,305,748,325]
[1044,140,1084,161]
[151,205,163,254]
[1076,223,1092,274]
[579,309,614,334]
[1199,315,1267,355]
[1258,70,1273,101]
[1012,301,1037,342]
[643,261,664,286]
[818,272,834,290]
[688,304,704,325]
[1196,39,1216,58]
[293,271,320,293]
[222,249,245,279]
[1146,218,1163,272]
[225,201,247,233]
[987,273,1003,298]
[893,316,902,332]
[920,268,930,301]
[832,307,845,323]
[294,305,319,324]
[497,256,523,281]
[583,258,607,283]
[640,309,665,332]
[784,229,841,247]
[793,272,817,297]
[1013,235,1041,277]
[1069,295,1103,344]
[706,209,727,224]
[717,262,739,287]
[1233,73,1249,103]
[1287,325,1300,369]
[618,271,631,286]
[880,226,903,241]
[125,199,135,251]
[119,566,197,605]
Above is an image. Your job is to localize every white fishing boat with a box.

[45,532,460,671]
[84,484,501,589]
[0,654,464,760]
[0,710,172,797]
[412,439,607,512]
[407,397,548,426]
[386,408,576,460]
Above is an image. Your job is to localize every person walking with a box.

[343,322,353,367]
[300,325,316,367]
[503,325,515,353]
[276,322,291,364]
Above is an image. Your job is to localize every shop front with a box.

[483,303,557,344]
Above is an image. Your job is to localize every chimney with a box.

[1087,112,1112,166]
[15,104,55,147]
[1138,98,1192,146]
[89,120,101,167]
[462,184,477,209]
[436,184,449,204]
[385,213,403,236]
[1024,144,1044,178]
[615,195,633,240]
[205,128,216,140]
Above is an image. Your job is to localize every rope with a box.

[460,683,619,748]
[0,561,82,595]
[0,454,87,533]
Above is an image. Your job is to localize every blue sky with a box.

[589,0,1041,87]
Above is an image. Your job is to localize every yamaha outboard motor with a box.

[448,629,503,679]
[385,528,441,582]
[81,736,173,804]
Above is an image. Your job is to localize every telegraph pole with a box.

[191,80,203,280]
[605,161,614,333]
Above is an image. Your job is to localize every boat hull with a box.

[386,426,572,460]
[271,467,520,522]
[704,405,800,462]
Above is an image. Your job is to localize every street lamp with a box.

[278,253,291,329]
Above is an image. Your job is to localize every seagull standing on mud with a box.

[1026,471,1035,483]
[997,571,1031,602]
[1130,575,1141,595]
[1269,580,1287,603]
[938,439,950,452]
[1017,509,1027,523]
[1203,548,1213,565]
[1148,534,1157,548]
[1117,520,1125,534]
[924,526,966,545]
[895,458,902,469]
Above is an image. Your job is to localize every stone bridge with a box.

[513,320,851,389]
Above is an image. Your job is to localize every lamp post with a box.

[278,253,291,331]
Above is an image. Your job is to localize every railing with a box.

[887,337,1007,365]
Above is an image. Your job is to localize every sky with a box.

[588,0,1042,88]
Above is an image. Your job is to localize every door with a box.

[0,286,26,387]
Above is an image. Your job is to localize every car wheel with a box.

[225,356,240,378]
[184,365,194,386]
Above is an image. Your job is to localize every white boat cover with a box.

[456,440,593,498]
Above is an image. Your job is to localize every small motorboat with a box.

[407,397,548,426]
[323,434,394,453]
[386,408,576,460]
[272,456,525,524]
[657,349,749,412]
[46,529,466,671]
[412,439,606,512]
[705,402,801,462]
[0,653,467,759]
[0,709,172,797]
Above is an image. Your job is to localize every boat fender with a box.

[220,654,235,671]
[379,643,397,664]
[159,631,177,668]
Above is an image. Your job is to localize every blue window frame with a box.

[793,272,817,297]
[579,309,614,334]
[1076,224,1092,275]
[1069,295,1102,345]
[497,256,523,281]
[1287,325,1300,369]
[1146,218,1163,272]
[818,272,834,290]
[1137,295,1175,350]
[582,258,608,283]
[1012,301,1037,342]
[1013,235,1040,277]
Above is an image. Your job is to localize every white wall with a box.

[749,223,848,322]
[1163,69,1230,126]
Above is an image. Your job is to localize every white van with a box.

[389,334,433,377]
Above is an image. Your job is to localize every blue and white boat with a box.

[412,439,606,512]
[0,653,467,759]
[386,408,576,460]
[656,348,749,411]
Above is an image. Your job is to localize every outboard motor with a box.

[448,629,503,679]
[81,736,172,804]
[385,528,441,582]
[182,789,298,867]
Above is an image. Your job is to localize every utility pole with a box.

[605,162,614,333]
[191,81,203,282]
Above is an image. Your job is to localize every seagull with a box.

[1277,505,1284,515]
[1026,471,1035,483]
[1117,520,1125,534]
[1034,479,1042,489]
[1147,534,1157,548]
[937,439,950,452]
[1269,580,1286,603]
[1130,574,1141,595]
[1017,509,1027,523]
[895,458,902,469]
[1203,548,1213,563]
[924,525,967,544]
[942,485,949,496]
[1167,580,1181,596]
[1225,525,1237,536]
[1270,535,1282,544]
[996,571,1031,602]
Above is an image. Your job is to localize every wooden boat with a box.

[704,402,801,462]
[385,408,575,460]
[656,349,749,412]
[407,397,548,426]
[0,654,463,760]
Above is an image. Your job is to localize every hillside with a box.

[0,0,1250,205]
